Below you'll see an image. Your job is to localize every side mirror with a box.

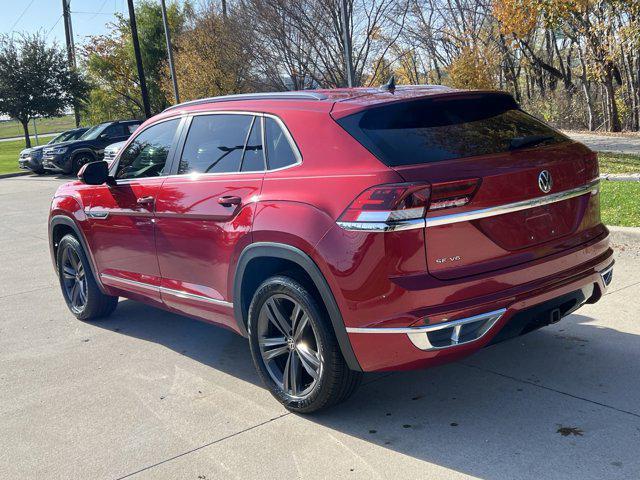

[78,161,113,185]
[99,133,109,139]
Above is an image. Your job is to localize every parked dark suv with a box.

[19,127,88,174]
[48,88,613,412]
[43,120,141,174]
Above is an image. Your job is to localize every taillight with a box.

[338,183,431,223]
[337,178,480,231]
[429,178,480,211]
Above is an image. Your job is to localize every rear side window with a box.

[179,114,253,174]
[336,94,567,166]
[241,117,265,172]
[264,117,298,170]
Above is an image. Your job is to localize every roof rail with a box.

[164,91,328,112]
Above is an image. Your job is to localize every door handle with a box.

[218,196,242,207]
[136,196,155,205]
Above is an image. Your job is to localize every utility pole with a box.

[160,0,179,104]
[61,0,80,127]
[126,0,151,118]
[339,0,354,87]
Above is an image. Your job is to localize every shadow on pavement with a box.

[94,300,640,479]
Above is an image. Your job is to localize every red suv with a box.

[48,87,614,412]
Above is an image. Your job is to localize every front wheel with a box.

[56,234,118,320]
[248,275,362,413]
[71,153,94,175]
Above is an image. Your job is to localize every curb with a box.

[608,226,640,245]
[600,174,640,182]
[0,171,32,179]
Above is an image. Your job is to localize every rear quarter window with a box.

[336,94,568,166]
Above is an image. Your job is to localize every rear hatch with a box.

[335,92,602,280]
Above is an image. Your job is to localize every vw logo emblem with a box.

[538,170,552,193]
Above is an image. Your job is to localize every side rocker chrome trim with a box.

[160,286,233,308]
[100,274,233,308]
[337,180,599,232]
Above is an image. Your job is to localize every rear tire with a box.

[56,234,118,320]
[248,275,362,413]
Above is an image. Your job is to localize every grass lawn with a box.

[0,139,30,174]
[600,181,640,227]
[598,152,640,174]
[0,115,76,140]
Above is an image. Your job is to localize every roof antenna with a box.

[379,75,396,93]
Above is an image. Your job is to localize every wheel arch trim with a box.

[233,242,362,372]
[49,214,106,293]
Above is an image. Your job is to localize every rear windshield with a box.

[336,94,568,166]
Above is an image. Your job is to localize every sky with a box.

[2,0,135,47]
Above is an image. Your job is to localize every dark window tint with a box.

[69,130,86,140]
[241,117,265,171]
[125,122,141,134]
[336,94,568,166]
[115,119,180,180]
[179,115,253,174]
[264,117,298,170]
[103,124,127,139]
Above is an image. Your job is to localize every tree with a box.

[166,8,257,100]
[0,33,87,147]
[83,0,187,122]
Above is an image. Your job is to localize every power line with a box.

[10,0,37,32]
[45,14,64,39]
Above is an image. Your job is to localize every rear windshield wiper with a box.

[509,135,555,151]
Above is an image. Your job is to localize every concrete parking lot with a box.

[1,175,639,480]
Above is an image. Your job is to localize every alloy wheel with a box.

[61,246,88,312]
[257,294,323,398]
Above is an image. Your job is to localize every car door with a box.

[85,117,183,304]
[154,113,265,329]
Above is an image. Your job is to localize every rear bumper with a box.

[347,240,614,371]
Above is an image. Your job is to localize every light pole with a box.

[339,0,354,87]
[127,0,152,118]
[160,0,179,104]
[61,0,81,126]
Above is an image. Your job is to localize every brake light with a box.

[337,178,480,230]
[429,178,480,211]
[338,183,431,223]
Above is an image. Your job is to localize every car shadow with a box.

[94,301,640,479]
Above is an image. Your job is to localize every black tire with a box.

[248,275,362,413]
[71,153,94,175]
[56,234,118,321]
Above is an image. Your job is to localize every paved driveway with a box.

[566,131,640,154]
[1,176,639,479]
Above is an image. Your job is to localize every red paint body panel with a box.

[48,87,614,373]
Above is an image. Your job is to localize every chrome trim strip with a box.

[164,91,327,112]
[337,218,424,232]
[425,180,599,228]
[345,308,506,335]
[100,274,160,292]
[337,181,599,232]
[85,209,109,219]
[160,286,233,308]
[100,274,233,307]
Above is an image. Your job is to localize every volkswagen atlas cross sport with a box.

[48,87,614,412]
